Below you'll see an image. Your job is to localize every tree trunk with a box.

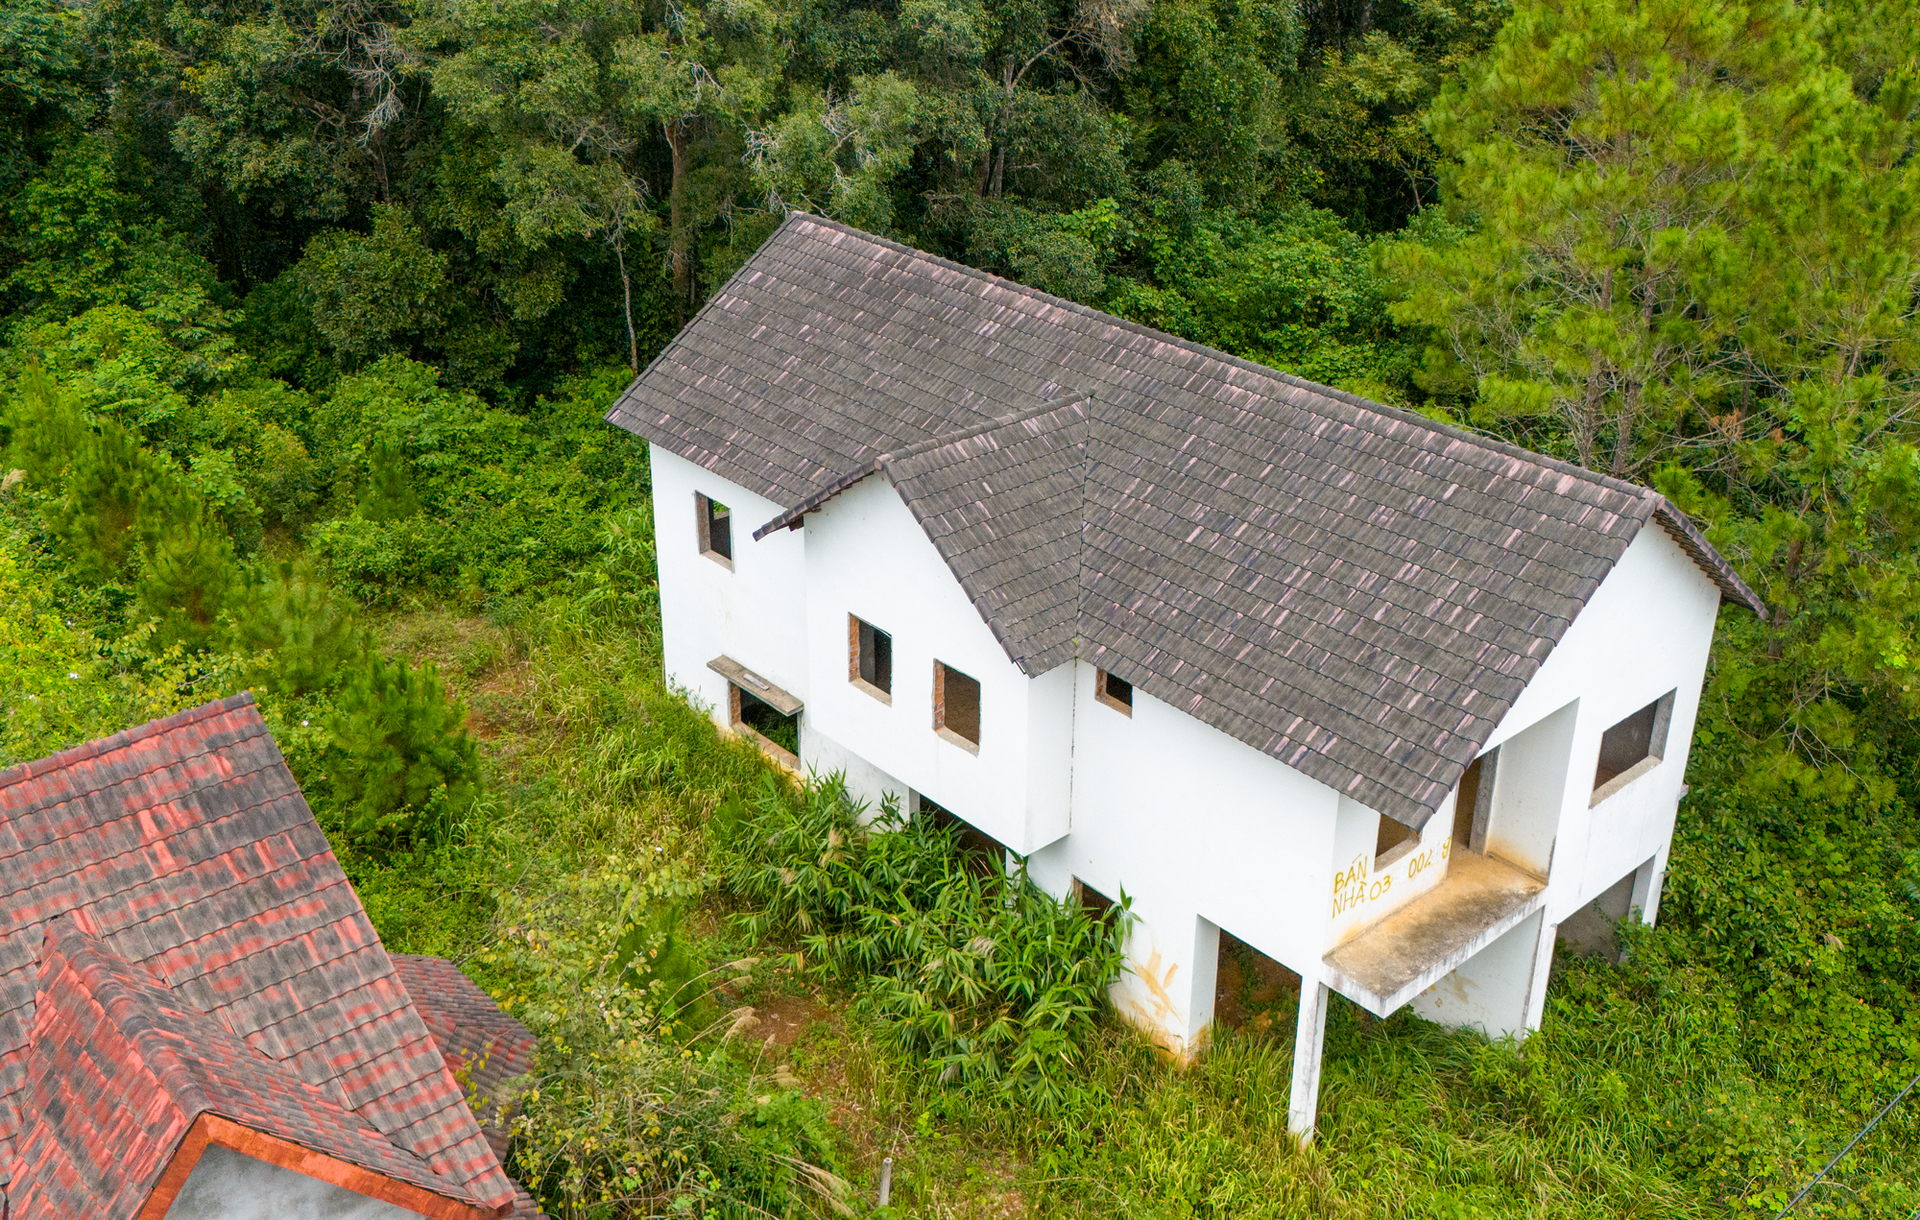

[1612,380,1637,477]
[1574,370,1603,471]
[666,117,694,324]
[616,235,638,373]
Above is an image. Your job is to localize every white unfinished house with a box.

[605,214,1765,1136]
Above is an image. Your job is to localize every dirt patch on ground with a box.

[746,989,825,1051]
[1215,927,1301,1034]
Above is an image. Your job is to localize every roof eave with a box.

[1646,497,1767,619]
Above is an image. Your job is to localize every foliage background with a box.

[4,0,1920,1214]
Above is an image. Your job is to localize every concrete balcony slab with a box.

[1323,851,1548,1017]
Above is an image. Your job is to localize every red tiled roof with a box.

[395,955,549,1220]
[394,956,536,1136]
[11,917,471,1217]
[0,694,521,1216]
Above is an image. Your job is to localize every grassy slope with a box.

[351,594,1919,1220]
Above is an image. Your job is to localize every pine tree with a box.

[132,483,237,651]
[1389,0,1920,795]
[326,654,481,853]
[3,370,168,581]
[1387,0,1836,475]
[226,559,365,696]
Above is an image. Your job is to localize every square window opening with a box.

[1096,668,1133,715]
[918,796,1006,875]
[933,661,981,751]
[1593,691,1675,799]
[849,615,893,700]
[696,493,733,567]
[730,683,798,766]
[1451,749,1496,853]
[1375,813,1420,869]
[1072,877,1121,929]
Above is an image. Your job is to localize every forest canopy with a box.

[3,0,1920,1215]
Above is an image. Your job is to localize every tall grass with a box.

[726,780,1128,1111]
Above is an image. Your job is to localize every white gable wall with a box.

[650,445,810,729]
[1475,524,1721,922]
[162,1145,425,1220]
[1406,525,1720,1034]
[801,476,1054,851]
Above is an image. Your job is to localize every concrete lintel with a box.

[1323,888,1549,1017]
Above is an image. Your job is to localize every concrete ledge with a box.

[1323,851,1548,1017]
[708,655,802,715]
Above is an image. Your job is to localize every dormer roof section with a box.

[13,918,485,1219]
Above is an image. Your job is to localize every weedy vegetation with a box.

[6,0,1920,1212]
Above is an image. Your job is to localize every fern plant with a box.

[727,777,1129,1110]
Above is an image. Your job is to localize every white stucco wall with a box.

[650,444,810,729]
[162,1145,424,1220]
[1470,524,1721,923]
[650,451,1726,1049]
[1325,791,1461,947]
[1025,663,1344,1051]
[800,476,1048,852]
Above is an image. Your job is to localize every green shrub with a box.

[324,653,481,853]
[226,559,366,696]
[729,778,1129,1110]
[134,487,237,651]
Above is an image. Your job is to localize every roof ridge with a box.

[779,213,1658,504]
[879,390,1092,466]
[751,391,1092,540]
[0,692,257,795]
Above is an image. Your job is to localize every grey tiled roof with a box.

[607,215,1763,828]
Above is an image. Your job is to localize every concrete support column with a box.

[1630,846,1669,927]
[1518,910,1558,1036]
[1184,916,1221,1057]
[1287,980,1330,1143]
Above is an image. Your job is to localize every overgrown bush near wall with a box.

[472,865,854,1220]
[728,779,1129,1111]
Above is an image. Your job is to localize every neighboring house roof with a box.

[14,918,473,1219]
[0,694,522,1217]
[395,955,547,1220]
[606,214,1764,828]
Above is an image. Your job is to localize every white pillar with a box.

[1184,916,1220,1057]
[1630,846,1668,927]
[1518,911,1558,1036]
[1288,980,1330,1143]
[1108,909,1220,1059]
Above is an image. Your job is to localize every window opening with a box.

[849,615,892,700]
[1214,927,1301,1033]
[1374,814,1419,869]
[917,795,1006,875]
[1452,749,1496,852]
[933,661,981,751]
[730,683,798,767]
[1593,691,1675,798]
[696,493,733,567]
[1096,668,1133,715]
